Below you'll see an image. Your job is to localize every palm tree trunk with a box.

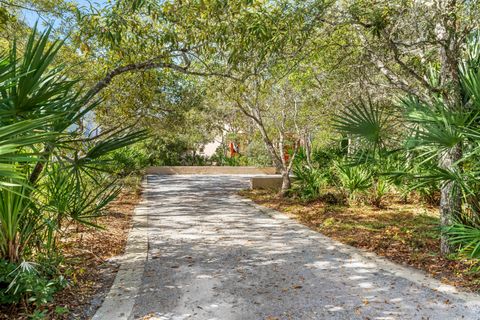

[29,143,53,184]
[439,144,462,254]
[435,4,462,255]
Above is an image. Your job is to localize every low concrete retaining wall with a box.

[146,166,277,175]
[250,175,284,190]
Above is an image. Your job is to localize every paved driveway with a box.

[98,175,480,320]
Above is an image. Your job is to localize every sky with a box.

[21,0,108,31]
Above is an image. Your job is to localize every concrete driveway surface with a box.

[95,175,480,320]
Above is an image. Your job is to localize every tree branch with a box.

[382,32,441,95]
[359,43,427,98]
[82,57,240,105]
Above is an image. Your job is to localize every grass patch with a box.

[239,189,480,292]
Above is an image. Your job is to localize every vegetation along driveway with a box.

[95,175,480,320]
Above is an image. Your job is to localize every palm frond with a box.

[447,223,480,258]
[335,98,395,153]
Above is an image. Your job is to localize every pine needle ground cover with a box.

[240,190,480,292]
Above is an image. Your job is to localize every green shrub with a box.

[318,191,347,205]
[109,146,150,176]
[0,27,145,311]
[43,165,120,229]
[0,260,66,307]
[291,163,326,201]
[244,141,271,166]
[179,153,208,165]
[447,220,480,258]
[210,145,267,166]
[415,183,440,206]
[335,162,372,201]
[369,177,390,208]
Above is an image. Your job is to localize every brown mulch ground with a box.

[56,188,142,319]
[1,187,143,320]
[240,189,480,292]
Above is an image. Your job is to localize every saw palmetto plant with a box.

[0,27,146,266]
[334,32,480,256]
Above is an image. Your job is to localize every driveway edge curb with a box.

[92,177,150,320]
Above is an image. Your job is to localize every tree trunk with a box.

[439,144,462,254]
[29,143,53,185]
[435,2,462,255]
[280,170,291,197]
[305,132,313,167]
[29,161,45,185]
